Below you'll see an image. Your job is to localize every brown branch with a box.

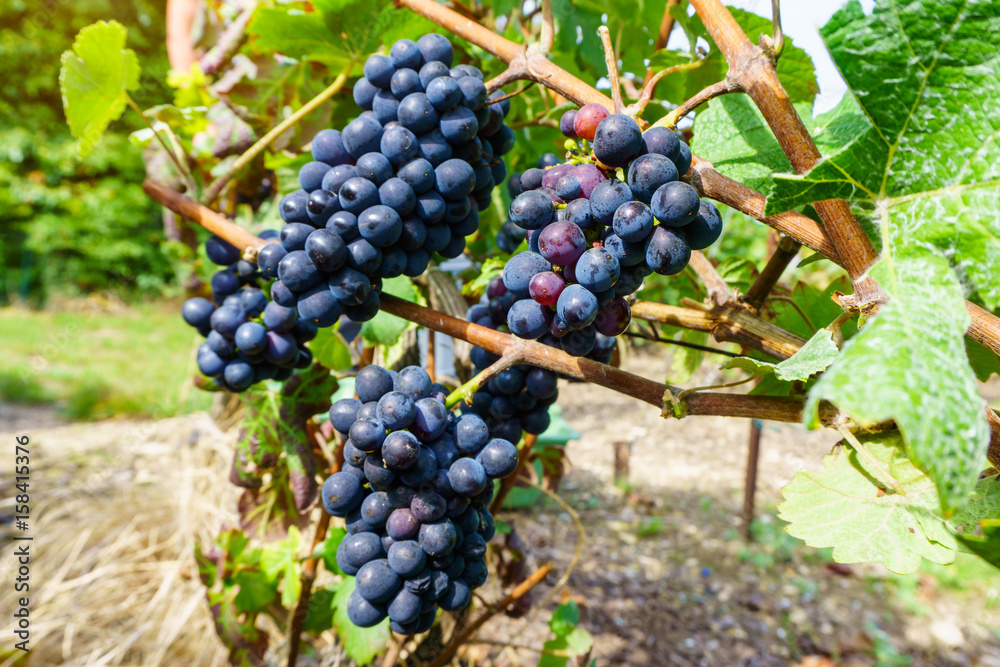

[987,408,1000,471]
[688,0,883,309]
[688,251,732,307]
[428,563,555,667]
[490,432,538,514]
[598,26,624,114]
[685,157,839,260]
[630,300,806,360]
[629,60,704,117]
[743,236,800,309]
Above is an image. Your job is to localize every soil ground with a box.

[2,353,999,666]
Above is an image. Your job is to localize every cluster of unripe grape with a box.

[258,33,514,330]
[180,233,316,391]
[499,104,722,356]
[322,365,517,634]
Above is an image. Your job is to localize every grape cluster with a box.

[502,105,722,355]
[264,34,515,329]
[461,275,614,441]
[323,364,517,634]
[181,233,316,391]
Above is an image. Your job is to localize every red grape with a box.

[528,271,566,306]
[537,221,586,266]
[541,163,573,190]
[573,104,610,141]
[570,163,607,199]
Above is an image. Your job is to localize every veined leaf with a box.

[778,432,957,574]
[59,21,141,157]
[805,246,989,509]
[766,0,1000,311]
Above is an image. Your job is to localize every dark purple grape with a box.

[651,181,700,227]
[574,247,620,292]
[537,221,586,267]
[685,200,723,250]
[612,200,655,242]
[589,179,633,226]
[502,251,552,297]
[592,113,643,168]
[627,153,678,204]
[528,271,565,306]
[560,109,578,137]
[644,226,691,275]
[642,126,681,162]
[556,284,598,330]
[594,297,630,336]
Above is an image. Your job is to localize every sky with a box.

[666,0,877,113]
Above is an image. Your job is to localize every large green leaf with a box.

[332,578,390,664]
[766,0,1000,310]
[804,247,990,509]
[59,21,141,157]
[248,9,350,68]
[778,433,957,574]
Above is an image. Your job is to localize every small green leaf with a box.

[462,258,505,297]
[59,21,141,157]
[778,432,957,574]
[562,626,594,655]
[311,326,353,371]
[361,276,423,346]
[303,587,337,633]
[233,570,279,611]
[548,601,580,637]
[332,578,390,663]
[957,519,1000,571]
[721,328,839,382]
[260,526,303,607]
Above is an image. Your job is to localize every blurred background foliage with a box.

[0,0,174,304]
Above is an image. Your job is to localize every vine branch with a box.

[598,26,624,114]
[743,236,800,309]
[655,78,743,128]
[428,562,555,667]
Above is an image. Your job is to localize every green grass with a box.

[0,303,213,420]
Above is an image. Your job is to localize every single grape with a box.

[279,191,311,224]
[476,438,518,478]
[592,113,643,168]
[594,297,631,336]
[322,471,364,515]
[390,68,423,98]
[641,126,681,163]
[573,103,610,141]
[321,164,360,193]
[382,430,421,469]
[589,179,633,226]
[509,190,555,230]
[342,115,385,159]
[627,153,678,204]
[507,298,552,339]
[684,200,723,250]
[519,168,544,191]
[353,78,379,111]
[556,284,599,330]
[650,181,701,227]
[574,247,620,293]
[675,141,693,175]
[560,109,578,137]
[439,107,478,144]
[416,33,454,67]
[644,226,692,275]
[355,559,401,604]
[612,200,655,242]
[435,159,476,199]
[339,177,381,214]
[571,164,608,199]
[528,271,565,306]
[397,158,435,195]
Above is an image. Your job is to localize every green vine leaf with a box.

[956,519,1000,571]
[332,578,390,664]
[539,601,593,667]
[804,247,989,510]
[59,21,141,157]
[311,326,353,371]
[361,276,425,346]
[721,328,839,382]
[260,526,303,608]
[766,0,1000,310]
[778,432,957,574]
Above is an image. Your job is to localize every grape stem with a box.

[764,0,785,60]
[688,251,733,307]
[427,562,555,667]
[652,78,743,129]
[598,26,625,114]
[628,60,706,118]
[445,351,521,409]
